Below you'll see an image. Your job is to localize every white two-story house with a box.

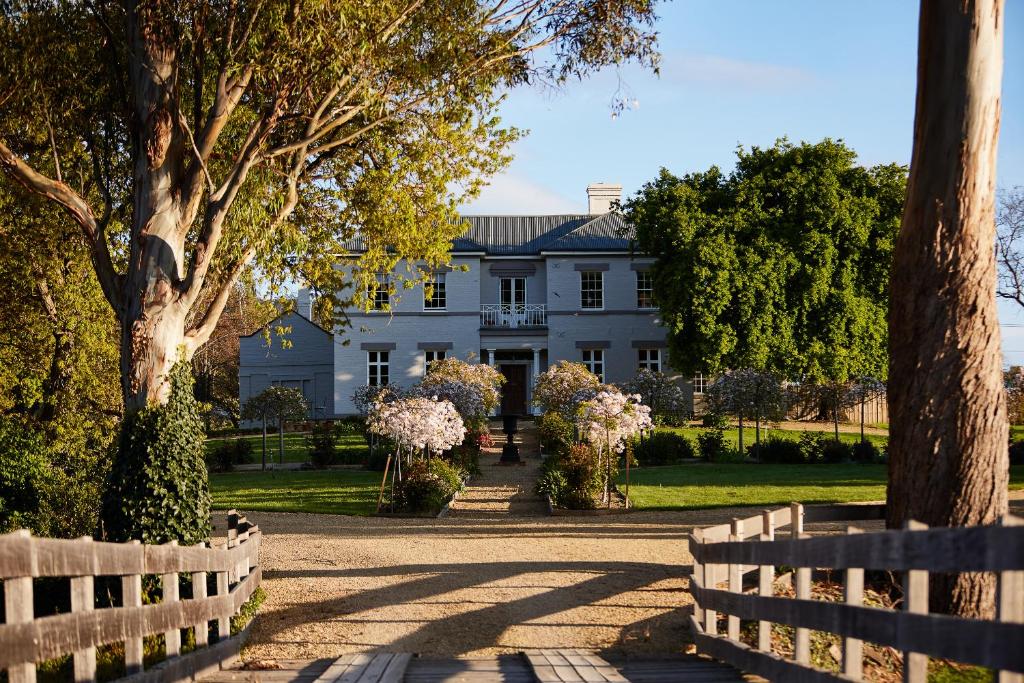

[329,183,689,416]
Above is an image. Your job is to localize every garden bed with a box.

[545,487,630,516]
[376,474,470,518]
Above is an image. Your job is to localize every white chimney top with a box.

[586,183,622,214]
[296,288,312,318]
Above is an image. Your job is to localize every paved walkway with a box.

[447,422,548,519]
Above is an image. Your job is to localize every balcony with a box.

[480,304,547,328]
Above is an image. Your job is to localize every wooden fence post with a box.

[4,530,36,683]
[758,510,775,653]
[193,542,209,649]
[70,536,97,683]
[691,529,704,630]
[903,520,929,683]
[728,518,743,641]
[217,569,231,642]
[791,503,811,665]
[843,526,865,679]
[998,515,1023,683]
[163,540,180,659]
[122,540,143,676]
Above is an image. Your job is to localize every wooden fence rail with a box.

[689,503,1024,683]
[0,511,262,683]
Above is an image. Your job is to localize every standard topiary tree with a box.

[100,362,210,545]
[242,386,309,468]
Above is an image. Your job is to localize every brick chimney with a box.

[586,183,622,214]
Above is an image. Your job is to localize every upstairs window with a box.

[367,351,389,386]
[636,270,654,309]
[424,349,446,374]
[638,348,661,373]
[582,349,605,382]
[368,273,389,311]
[580,271,604,309]
[424,272,446,310]
[693,372,708,395]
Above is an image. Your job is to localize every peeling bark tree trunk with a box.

[887,0,1007,618]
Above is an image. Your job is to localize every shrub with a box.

[0,416,47,533]
[101,362,211,545]
[1010,439,1024,466]
[556,443,602,509]
[798,431,830,463]
[535,455,568,502]
[392,458,463,513]
[697,428,734,461]
[307,421,337,469]
[538,411,575,455]
[633,431,695,466]
[452,443,481,476]
[851,439,880,464]
[750,436,804,464]
[702,412,729,429]
[334,416,366,436]
[822,439,853,464]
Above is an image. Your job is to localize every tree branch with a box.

[0,139,123,313]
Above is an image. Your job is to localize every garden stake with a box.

[376,454,392,513]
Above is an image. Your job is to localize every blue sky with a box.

[462,0,1024,363]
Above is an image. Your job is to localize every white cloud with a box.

[459,172,585,214]
[662,52,815,90]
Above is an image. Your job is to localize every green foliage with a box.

[0,415,47,531]
[231,587,266,635]
[553,444,603,509]
[306,421,337,469]
[851,439,881,464]
[697,428,735,462]
[392,458,463,513]
[536,455,569,502]
[751,436,805,464]
[627,139,906,382]
[241,386,309,425]
[208,439,254,472]
[633,431,695,466]
[701,412,729,429]
[821,439,854,464]
[538,410,575,455]
[101,363,211,545]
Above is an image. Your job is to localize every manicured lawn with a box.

[665,426,889,450]
[209,470,382,515]
[621,464,1024,511]
[205,432,369,465]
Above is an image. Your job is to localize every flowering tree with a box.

[423,357,504,415]
[619,370,689,424]
[352,385,404,416]
[576,389,652,506]
[366,397,465,461]
[533,361,601,417]
[706,369,786,453]
[408,381,485,426]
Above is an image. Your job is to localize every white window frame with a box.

[424,349,446,375]
[499,277,526,306]
[423,272,447,310]
[582,349,605,382]
[636,270,655,309]
[693,372,707,395]
[580,271,604,310]
[638,348,661,373]
[367,351,390,386]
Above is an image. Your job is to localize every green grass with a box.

[621,464,1024,511]
[209,469,382,515]
[205,432,368,465]
[665,425,889,450]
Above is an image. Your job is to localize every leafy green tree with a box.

[626,139,905,385]
[0,0,659,414]
[242,386,309,468]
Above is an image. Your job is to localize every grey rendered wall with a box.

[545,255,677,385]
[238,312,334,416]
[334,256,482,414]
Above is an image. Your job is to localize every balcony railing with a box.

[480,303,547,328]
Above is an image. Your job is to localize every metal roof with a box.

[344,214,636,255]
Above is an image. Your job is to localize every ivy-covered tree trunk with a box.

[887,0,1007,618]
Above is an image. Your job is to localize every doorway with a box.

[499,364,528,415]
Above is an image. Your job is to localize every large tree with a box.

[886,0,1006,618]
[0,0,659,413]
[626,139,905,384]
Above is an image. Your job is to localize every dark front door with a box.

[499,364,528,415]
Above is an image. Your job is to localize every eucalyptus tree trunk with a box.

[887,0,1007,618]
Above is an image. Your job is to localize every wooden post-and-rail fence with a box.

[0,511,262,683]
[689,503,1024,682]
